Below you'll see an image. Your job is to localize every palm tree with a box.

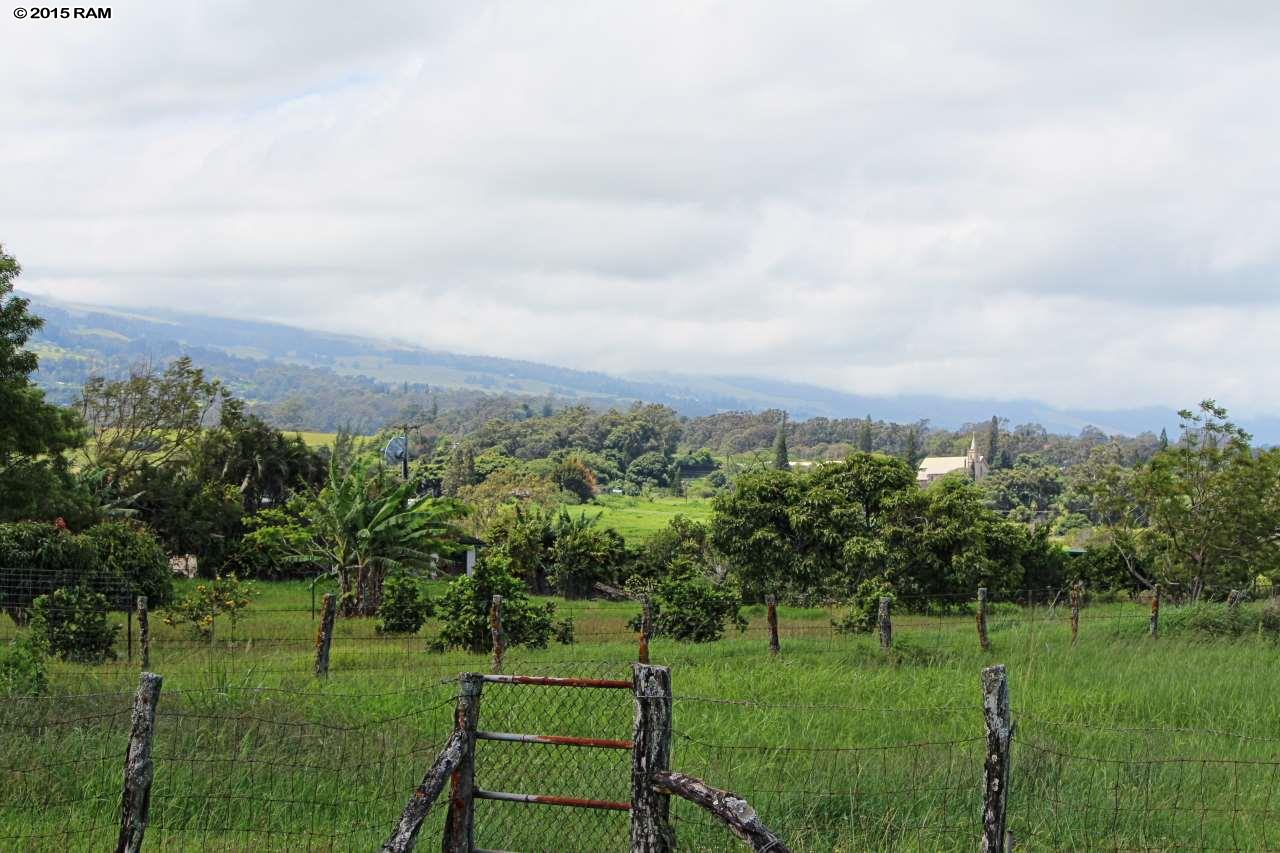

[296,458,466,616]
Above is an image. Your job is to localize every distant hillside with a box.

[23,293,1269,440]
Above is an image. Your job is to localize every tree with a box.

[710,468,805,600]
[988,416,1001,469]
[552,455,597,502]
[1159,428,1169,451]
[857,415,874,453]
[295,459,466,616]
[0,245,87,523]
[78,357,225,489]
[441,443,477,496]
[903,428,922,471]
[773,413,790,470]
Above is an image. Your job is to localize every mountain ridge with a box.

[21,292,1272,441]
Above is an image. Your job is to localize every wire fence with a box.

[4,662,1279,851]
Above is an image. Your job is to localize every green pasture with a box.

[587,494,715,543]
[3,583,1280,851]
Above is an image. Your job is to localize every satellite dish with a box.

[384,435,408,465]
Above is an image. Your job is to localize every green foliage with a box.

[0,634,47,696]
[773,414,790,471]
[554,615,576,645]
[294,458,466,616]
[0,520,173,622]
[0,244,88,524]
[632,564,746,643]
[235,501,319,578]
[710,468,804,599]
[626,451,671,488]
[163,574,257,639]
[30,587,118,663]
[832,577,895,635]
[548,510,625,598]
[432,556,555,652]
[551,455,597,502]
[80,521,174,605]
[376,574,434,634]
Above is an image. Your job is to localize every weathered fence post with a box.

[631,663,675,852]
[1070,583,1081,647]
[976,587,990,652]
[381,731,466,853]
[878,596,892,651]
[651,771,792,853]
[136,596,150,669]
[489,595,504,674]
[314,593,336,678]
[443,672,483,853]
[766,594,780,656]
[1227,589,1242,616]
[115,671,162,853]
[638,596,654,664]
[1149,584,1160,639]
[980,664,1012,853]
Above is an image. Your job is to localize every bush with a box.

[832,577,895,635]
[377,574,434,634]
[0,520,173,624]
[630,564,746,643]
[30,587,119,663]
[554,616,576,645]
[1261,598,1280,638]
[81,521,174,606]
[432,557,555,652]
[0,634,47,696]
[163,574,256,640]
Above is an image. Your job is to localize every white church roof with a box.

[917,456,969,479]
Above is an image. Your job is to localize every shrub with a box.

[377,574,434,634]
[1261,598,1280,638]
[554,616,576,645]
[81,521,173,605]
[0,634,47,696]
[432,556,555,652]
[630,564,746,643]
[832,577,895,635]
[30,587,118,663]
[163,574,256,640]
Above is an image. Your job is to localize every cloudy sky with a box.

[3,2,1278,415]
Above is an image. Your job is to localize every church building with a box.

[916,435,989,487]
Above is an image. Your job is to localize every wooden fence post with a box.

[136,596,150,669]
[1070,583,1081,647]
[878,596,892,651]
[980,664,1012,853]
[638,596,653,664]
[976,588,990,652]
[443,673,483,853]
[115,671,162,853]
[381,730,466,853]
[489,595,504,674]
[766,594,780,656]
[1227,589,1242,616]
[631,663,675,852]
[1149,584,1160,639]
[314,593,336,678]
[651,771,791,853]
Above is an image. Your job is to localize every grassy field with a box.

[3,583,1279,851]
[290,430,340,448]
[587,494,715,542]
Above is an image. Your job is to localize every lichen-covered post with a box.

[976,588,990,652]
[631,663,675,852]
[314,593,336,678]
[766,594,780,656]
[878,596,892,651]
[116,671,162,853]
[443,673,483,852]
[1069,583,1081,647]
[1227,589,1242,615]
[136,596,150,669]
[1149,584,1160,639]
[980,664,1012,853]
[489,595,504,674]
[651,771,791,852]
[638,596,653,664]
[381,730,466,853]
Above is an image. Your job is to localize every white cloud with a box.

[3,0,1279,415]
